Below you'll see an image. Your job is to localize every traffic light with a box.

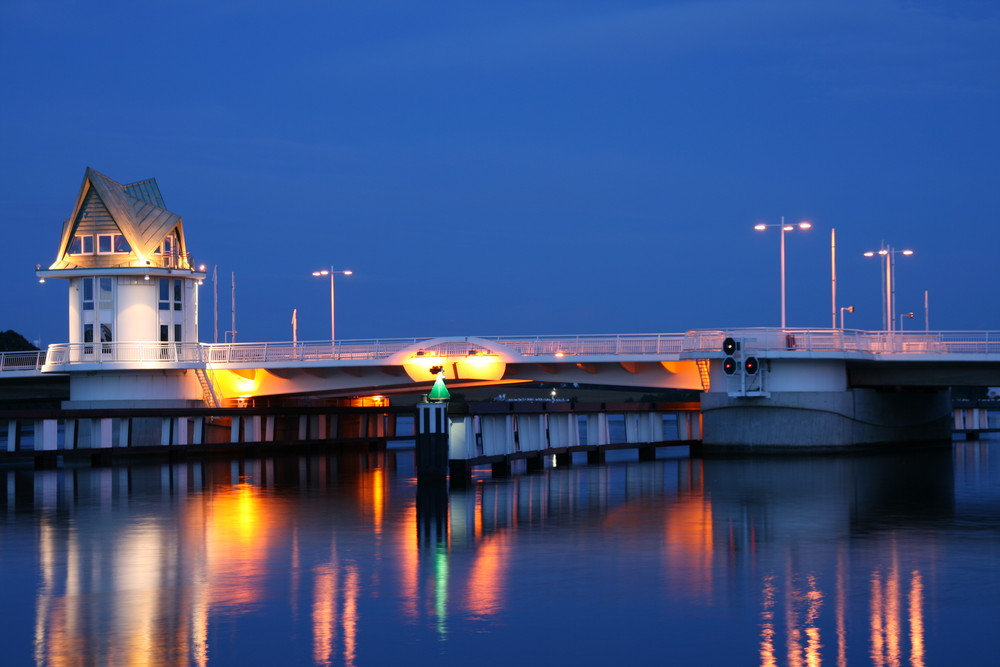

[744,356,759,375]
[722,337,739,355]
[722,337,739,375]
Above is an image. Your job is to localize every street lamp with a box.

[863,244,913,331]
[754,217,812,329]
[899,311,914,330]
[311,267,353,342]
[839,305,854,329]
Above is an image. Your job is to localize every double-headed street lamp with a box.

[311,267,353,342]
[863,244,913,331]
[754,217,812,329]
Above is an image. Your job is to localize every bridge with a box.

[4,328,999,450]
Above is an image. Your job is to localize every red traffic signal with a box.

[744,356,760,375]
[723,357,738,375]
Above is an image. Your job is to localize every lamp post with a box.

[899,312,914,330]
[754,217,812,329]
[863,244,913,331]
[311,267,353,341]
[839,305,854,329]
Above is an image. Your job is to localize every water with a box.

[1,442,997,666]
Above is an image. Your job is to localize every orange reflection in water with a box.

[311,556,360,667]
[465,533,511,617]
[312,561,338,667]
[757,544,927,667]
[759,574,778,667]
[370,467,385,535]
[909,570,925,667]
[398,501,419,619]
[663,470,714,601]
[194,482,274,610]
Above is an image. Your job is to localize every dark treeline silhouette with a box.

[0,330,38,352]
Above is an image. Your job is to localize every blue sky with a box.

[2,0,998,345]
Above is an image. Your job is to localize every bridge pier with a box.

[701,387,953,450]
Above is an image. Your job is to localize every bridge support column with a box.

[586,413,609,446]
[98,418,113,448]
[701,387,952,450]
[36,420,59,451]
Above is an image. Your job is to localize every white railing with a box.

[17,330,1000,373]
[0,351,46,371]
[43,342,204,366]
[682,329,1000,356]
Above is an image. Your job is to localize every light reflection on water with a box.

[1,441,998,666]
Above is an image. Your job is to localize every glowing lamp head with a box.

[878,249,889,256]
[798,222,812,230]
[902,250,914,256]
[782,225,794,231]
[863,251,875,257]
[343,270,353,275]
[754,223,767,231]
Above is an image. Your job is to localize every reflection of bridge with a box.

[5,328,1000,448]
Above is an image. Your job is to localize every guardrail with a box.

[43,342,203,365]
[11,330,1000,374]
[683,329,1000,355]
[0,351,47,372]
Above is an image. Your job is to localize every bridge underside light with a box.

[402,353,506,382]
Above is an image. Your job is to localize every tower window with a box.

[69,235,95,255]
[97,234,131,254]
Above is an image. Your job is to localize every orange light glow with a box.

[399,502,419,619]
[466,534,510,617]
[402,354,448,382]
[312,562,337,667]
[454,353,506,381]
[909,570,925,667]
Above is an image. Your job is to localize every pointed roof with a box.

[49,167,187,270]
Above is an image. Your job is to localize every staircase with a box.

[195,368,220,408]
[696,359,711,392]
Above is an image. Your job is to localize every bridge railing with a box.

[683,329,1000,355]
[20,330,1000,374]
[480,334,687,356]
[201,339,428,363]
[0,350,47,372]
[44,342,204,366]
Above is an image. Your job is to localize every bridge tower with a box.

[36,168,207,407]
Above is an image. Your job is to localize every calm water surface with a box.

[1,441,997,666]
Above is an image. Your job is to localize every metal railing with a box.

[682,329,1000,356]
[0,351,47,372]
[44,342,203,366]
[14,330,1000,374]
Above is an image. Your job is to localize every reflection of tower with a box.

[417,481,449,550]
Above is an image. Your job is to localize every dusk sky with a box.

[2,0,998,346]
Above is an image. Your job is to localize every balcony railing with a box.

[43,342,204,366]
